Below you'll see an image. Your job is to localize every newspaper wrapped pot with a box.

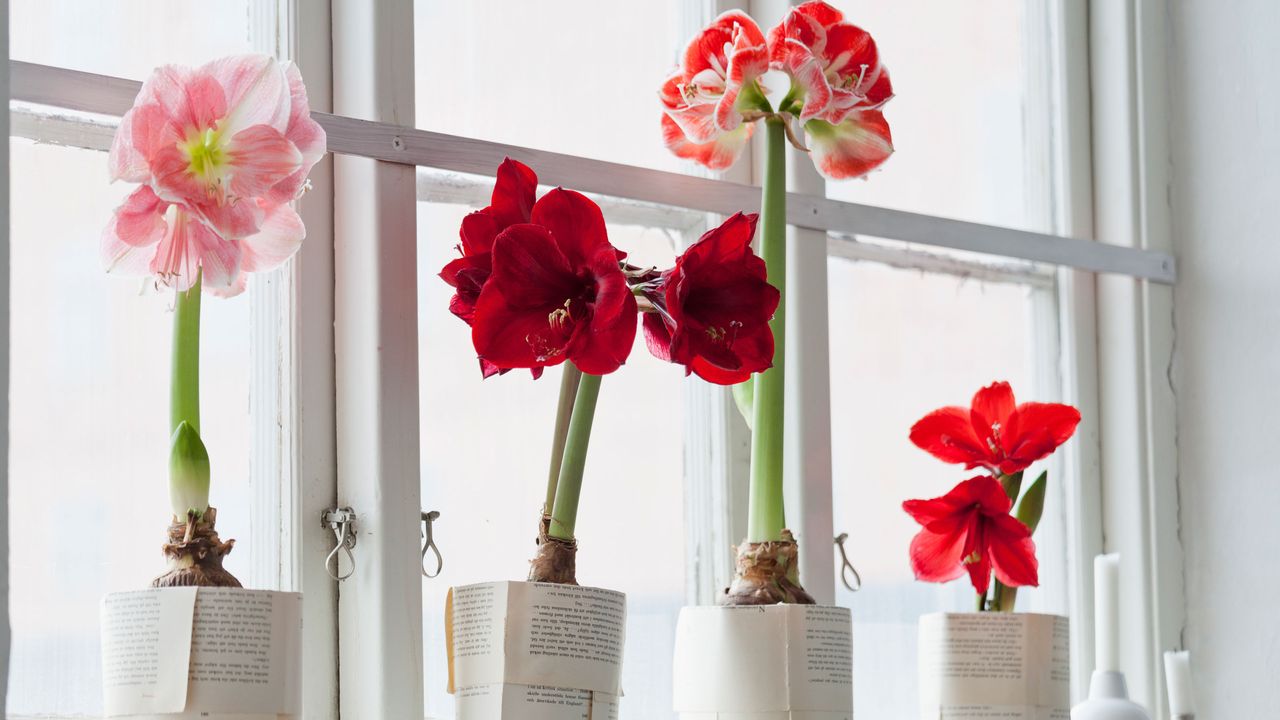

[672,604,854,719]
[918,612,1070,720]
[100,588,302,718]
[446,581,626,719]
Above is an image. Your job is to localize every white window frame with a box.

[3,0,1185,716]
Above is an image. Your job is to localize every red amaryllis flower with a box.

[903,475,1039,595]
[659,10,769,170]
[439,158,538,324]
[471,188,637,375]
[909,381,1082,476]
[767,1,894,179]
[641,213,778,385]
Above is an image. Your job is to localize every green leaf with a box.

[169,421,211,520]
[1015,470,1048,536]
[731,376,754,430]
[1000,470,1024,502]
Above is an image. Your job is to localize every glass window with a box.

[823,0,1047,232]
[9,0,263,80]
[414,0,691,172]
[827,257,1067,719]
[418,201,687,719]
[5,140,258,716]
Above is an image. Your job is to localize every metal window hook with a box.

[322,507,357,582]
[420,510,443,578]
[834,532,863,592]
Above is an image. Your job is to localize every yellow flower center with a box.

[183,128,229,203]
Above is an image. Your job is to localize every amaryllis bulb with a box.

[169,421,211,520]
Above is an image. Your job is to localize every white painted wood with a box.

[828,235,1055,289]
[331,1,423,717]
[277,1,339,716]
[6,60,1177,283]
[1089,1,1184,713]
[1,1,11,714]
[1047,0,1107,700]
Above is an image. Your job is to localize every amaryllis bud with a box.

[169,421,211,520]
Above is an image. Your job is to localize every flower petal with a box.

[643,312,674,363]
[489,158,539,228]
[240,202,305,273]
[1003,402,1082,468]
[204,55,291,136]
[102,188,169,275]
[971,381,1017,435]
[907,518,968,584]
[909,406,988,467]
[804,110,893,179]
[662,113,753,171]
[227,125,304,199]
[528,188,611,269]
[988,513,1040,587]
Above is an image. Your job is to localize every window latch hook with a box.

[835,532,862,592]
[421,510,443,578]
[321,507,357,582]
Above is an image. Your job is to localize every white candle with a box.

[1094,553,1120,672]
[1164,650,1196,717]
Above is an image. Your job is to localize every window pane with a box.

[827,257,1067,719]
[823,0,1047,232]
[414,0,690,172]
[10,0,263,80]
[418,202,685,719]
[5,141,257,716]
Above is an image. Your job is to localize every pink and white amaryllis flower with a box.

[659,10,770,170]
[768,1,894,179]
[104,55,326,296]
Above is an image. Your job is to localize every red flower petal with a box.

[908,520,968,584]
[1003,402,1082,464]
[488,158,538,228]
[804,110,893,180]
[988,513,1039,587]
[662,113,753,171]
[970,381,1017,437]
[909,407,988,468]
[643,312,674,363]
[529,188,611,270]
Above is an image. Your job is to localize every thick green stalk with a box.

[544,363,583,515]
[548,371,601,541]
[747,119,788,543]
[171,277,202,435]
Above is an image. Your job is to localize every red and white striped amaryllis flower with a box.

[659,10,770,170]
[104,55,326,296]
[661,1,894,180]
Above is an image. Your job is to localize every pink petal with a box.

[187,220,243,294]
[227,125,303,199]
[102,188,169,275]
[193,195,265,241]
[203,55,291,136]
[804,110,893,180]
[109,186,168,247]
[240,202,305,273]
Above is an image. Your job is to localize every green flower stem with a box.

[544,363,583,515]
[171,276,202,435]
[747,118,788,543]
[548,370,601,541]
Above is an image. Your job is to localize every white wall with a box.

[1167,1,1280,716]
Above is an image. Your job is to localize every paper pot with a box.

[672,604,854,720]
[100,587,303,718]
[918,611,1069,720]
[446,580,627,719]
